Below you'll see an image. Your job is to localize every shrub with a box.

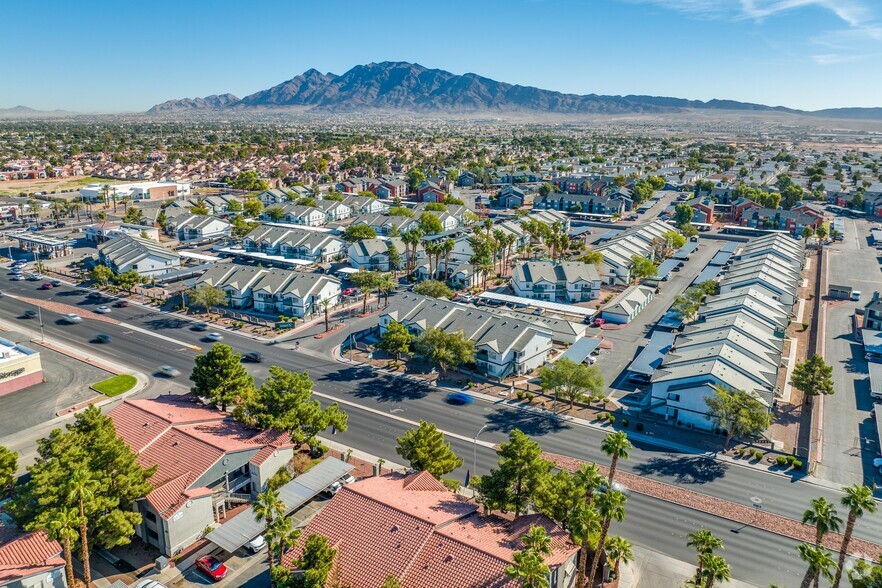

[776,456,789,467]
[734,449,744,457]
[602,398,610,404]
[606,414,616,424]
[791,459,803,470]
[525,393,535,404]
[635,422,644,432]
[596,413,607,422]
[802,322,809,330]
[621,418,629,427]
[516,390,526,400]
[752,449,764,460]
[290,453,314,475]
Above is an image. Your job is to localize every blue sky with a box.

[4,0,882,112]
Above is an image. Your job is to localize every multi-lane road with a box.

[0,269,876,586]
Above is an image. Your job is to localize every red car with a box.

[342,287,358,296]
[114,300,130,307]
[195,556,228,582]
[593,318,606,327]
[40,283,54,290]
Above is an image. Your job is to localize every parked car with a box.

[245,535,266,553]
[593,318,606,327]
[159,365,181,377]
[205,332,223,342]
[195,556,228,582]
[11,275,25,281]
[95,306,111,314]
[50,279,61,286]
[327,474,357,495]
[61,313,81,324]
[87,291,103,300]
[342,287,359,296]
[28,274,43,281]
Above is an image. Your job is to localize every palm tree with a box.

[254,489,286,576]
[66,468,99,587]
[320,298,332,332]
[601,431,633,485]
[265,515,301,575]
[69,201,82,222]
[699,552,731,588]
[687,529,724,583]
[505,549,550,588]
[802,497,842,547]
[798,543,837,588]
[47,507,80,588]
[574,463,605,506]
[425,241,440,279]
[520,525,552,556]
[376,273,395,307]
[568,503,601,587]
[832,484,877,588]
[587,489,627,588]
[440,238,455,280]
[605,535,634,582]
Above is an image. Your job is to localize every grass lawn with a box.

[92,374,137,397]
[0,176,123,197]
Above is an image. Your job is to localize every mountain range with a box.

[143,61,877,119]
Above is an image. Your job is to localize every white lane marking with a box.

[117,321,201,351]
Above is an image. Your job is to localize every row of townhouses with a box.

[242,225,345,263]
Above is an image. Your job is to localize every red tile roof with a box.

[0,526,64,584]
[110,396,295,519]
[281,473,577,588]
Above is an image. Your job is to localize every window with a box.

[667,393,680,402]
[147,529,159,541]
[145,511,157,523]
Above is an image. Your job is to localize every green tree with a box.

[112,269,144,294]
[674,203,696,228]
[848,560,882,588]
[227,198,243,212]
[188,284,226,314]
[298,533,337,588]
[231,170,270,191]
[413,279,454,299]
[704,385,772,450]
[579,250,603,268]
[412,327,475,375]
[569,501,602,586]
[474,429,551,516]
[295,197,316,207]
[815,225,828,241]
[605,535,634,582]
[387,242,402,273]
[532,469,584,528]
[381,574,402,588]
[601,431,632,485]
[699,552,731,588]
[66,467,99,586]
[190,343,254,411]
[47,507,80,588]
[628,255,657,282]
[342,224,377,242]
[505,526,552,588]
[266,515,300,585]
[798,543,837,588]
[0,446,17,497]
[254,489,287,577]
[231,215,260,238]
[802,225,815,241]
[236,366,347,449]
[156,209,168,228]
[90,265,114,286]
[377,321,412,361]
[792,354,835,402]
[265,206,286,221]
[396,420,463,479]
[587,489,627,588]
[687,529,724,584]
[833,484,878,588]
[243,198,264,218]
[423,202,446,212]
[408,169,426,192]
[122,206,144,223]
[350,270,381,314]
[418,212,443,235]
[388,206,414,218]
[662,230,687,249]
[802,497,842,547]
[538,358,604,409]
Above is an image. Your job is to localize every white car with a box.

[95,306,111,314]
[205,332,223,341]
[245,535,266,553]
[327,474,357,495]
[61,313,82,324]
[159,365,181,377]
[11,275,24,281]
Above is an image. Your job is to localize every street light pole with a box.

[473,424,489,480]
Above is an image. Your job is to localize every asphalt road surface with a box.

[0,270,877,586]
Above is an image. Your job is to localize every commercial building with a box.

[0,337,43,397]
[79,181,190,202]
[281,471,579,588]
[84,221,160,243]
[97,234,181,277]
[11,234,74,259]
[109,396,296,556]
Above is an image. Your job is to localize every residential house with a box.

[416,180,446,203]
[342,195,389,216]
[349,213,417,236]
[257,189,292,205]
[534,193,625,216]
[242,225,345,263]
[347,237,416,272]
[0,526,66,588]
[740,207,822,234]
[865,293,882,330]
[265,204,326,227]
[686,196,715,224]
[595,220,677,284]
[600,285,655,324]
[280,471,579,588]
[109,397,296,556]
[380,294,553,379]
[97,234,181,277]
[167,214,232,242]
[314,199,352,223]
[512,261,603,302]
[498,185,527,209]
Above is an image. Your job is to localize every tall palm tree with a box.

[69,201,82,222]
[802,497,842,547]
[505,549,550,588]
[601,431,633,485]
[574,463,605,506]
[66,468,99,587]
[687,529,724,583]
[833,484,877,588]
[605,535,634,582]
[376,273,395,307]
[265,514,300,574]
[254,489,286,578]
[586,489,627,588]
[440,238,455,280]
[320,298,332,332]
[520,525,552,556]
[425,241,440,279]
[798,543,837,588]
[47,508,80,588]
[568,503,601,588]
[699,552,731,588]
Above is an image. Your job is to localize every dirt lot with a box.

[0,175,121,197]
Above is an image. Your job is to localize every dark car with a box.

[446,392,474,405]
[87,291,102,300]
[193,322,209,331]
[244,352,264,363]
[23,310,38,318]
[50,280,62,286]
[114,300,130,307]
[95,334,111,344]
[195,556,228,582]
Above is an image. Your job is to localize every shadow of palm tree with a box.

[484,407,572,437]
[633,455,728,484]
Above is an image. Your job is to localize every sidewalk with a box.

[625,546,759,588]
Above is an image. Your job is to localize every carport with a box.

[671,241,698,260]
[692,265,721,285]
[627,330,677,382]
[205,458,354,553]
[558,337,602,364]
